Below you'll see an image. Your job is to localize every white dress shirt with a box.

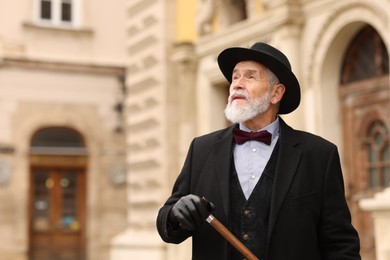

[233,117,280,199]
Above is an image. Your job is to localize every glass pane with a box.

[61,2,72,22]
[61,171,79,230]
[33,171,51,231]
[32,127,84,148]
[375,132,383,146]
[369,144,376,162]
[383,144,390,160]
[41,0,52,20]
[369,168,378,188]
[384,167,390,187]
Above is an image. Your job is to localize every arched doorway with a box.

[340,25,390,260]
[28,127,87,260]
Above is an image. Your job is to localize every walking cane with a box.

[202,197,259,260]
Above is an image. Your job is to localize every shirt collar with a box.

[239,117,280,139]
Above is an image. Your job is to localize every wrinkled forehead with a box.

[232,60,268,74]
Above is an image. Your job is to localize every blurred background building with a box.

[0,0,389,260]
[0,0,128,259]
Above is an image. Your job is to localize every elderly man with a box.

[156,42,361,260]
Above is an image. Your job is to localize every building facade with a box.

[0,0,128,259]
[112,0,389,259]
[1,1,388,260]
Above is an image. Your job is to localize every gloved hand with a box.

[169,194,214,231]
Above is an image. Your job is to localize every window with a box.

[30,127,86,155]
[40,0,52,20]
[341,26,389,84]
[61,0,72,22]
[366,120,390,189]
[34,0,79,27]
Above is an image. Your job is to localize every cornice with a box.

[0,57,125,75]
[196,7,304,58]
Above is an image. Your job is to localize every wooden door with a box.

[29,167,86,260]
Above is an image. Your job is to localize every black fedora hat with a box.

[217,42,300,114]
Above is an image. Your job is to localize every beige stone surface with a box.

[360,188,390,260]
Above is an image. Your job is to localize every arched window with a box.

[30,127,86,155]
[366,120,390,188]
[341,26,389,84]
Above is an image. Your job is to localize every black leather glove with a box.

[169,194,213,231]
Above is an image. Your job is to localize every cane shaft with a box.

[206,215,259,260]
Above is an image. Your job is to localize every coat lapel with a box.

[267,118,302,243]
[212,126,235,221]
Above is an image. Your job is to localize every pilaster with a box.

[110,0,171,259]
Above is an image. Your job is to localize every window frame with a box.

[33,0,80,28]
[366,120,390,189]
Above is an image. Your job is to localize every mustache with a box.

[228,90,249,103]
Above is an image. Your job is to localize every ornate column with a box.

[360,188,390,260]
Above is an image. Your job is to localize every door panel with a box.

[30,168,85,260]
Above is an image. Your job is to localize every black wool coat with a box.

[156,117,361,260]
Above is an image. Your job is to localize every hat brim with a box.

[218,47,300,114]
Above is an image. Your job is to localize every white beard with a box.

[224,90,271,124]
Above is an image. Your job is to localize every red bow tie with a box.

[232,128,272,145]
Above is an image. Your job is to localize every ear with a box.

[271,84,286,105]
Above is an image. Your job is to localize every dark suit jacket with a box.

[156,118,361,260]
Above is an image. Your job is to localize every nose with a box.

[231,77,244,91]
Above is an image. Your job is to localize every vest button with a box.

[242,233,249,240]
[243,209,251,216]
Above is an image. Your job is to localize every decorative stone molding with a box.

[308,0,387,89]
[262,0,301,11]
[215,0,247,28]
[196,0,215,36]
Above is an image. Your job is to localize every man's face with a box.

[229,61,271,107]
[224,61,272,124]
